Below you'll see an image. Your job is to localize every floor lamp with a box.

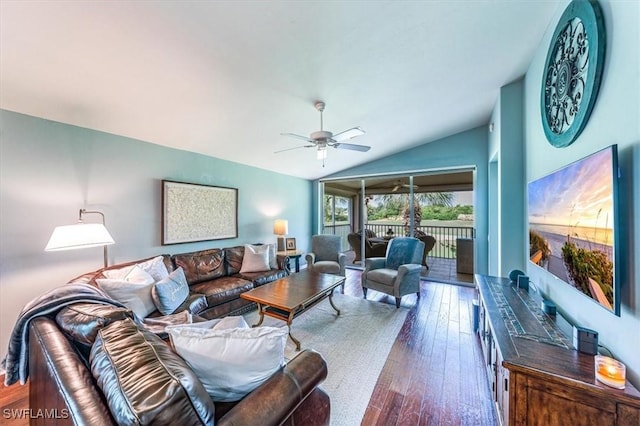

[45,209,115,268]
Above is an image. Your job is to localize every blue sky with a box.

[528,147,614,229]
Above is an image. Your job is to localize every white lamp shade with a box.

[45,223,115,251]
[273,219,288,236]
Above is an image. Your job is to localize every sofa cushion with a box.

[189,276,253,307]
[237,269,288,287]
[224,245,245,275]
[151,267,190,315]
[239,244,270,273]
[90,318,215,425]
[55,303,134,360]
[167,317,287,402]
[173,248,226,284]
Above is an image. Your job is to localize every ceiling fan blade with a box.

[274,145,314,154]
[281,132,315,143]
[333,142,371,152]
[332,127,365,142]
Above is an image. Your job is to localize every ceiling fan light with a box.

[317,147,327,160]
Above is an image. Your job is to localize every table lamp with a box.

[273,219,288,251]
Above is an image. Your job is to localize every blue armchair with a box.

[361,237,425,308]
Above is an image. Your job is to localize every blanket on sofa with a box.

[2,283,127,386]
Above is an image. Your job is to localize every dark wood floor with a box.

[0,376,29,426]
[0,269,496,426]
[343,268,497,426]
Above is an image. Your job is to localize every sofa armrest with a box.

[29,317,117,425]
[305,252,317,265]
[218,349,328,426]
[276,253,291,274]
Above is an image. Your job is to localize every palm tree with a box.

[375,192,454,235]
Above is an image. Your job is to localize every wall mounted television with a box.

[528,145,620,315]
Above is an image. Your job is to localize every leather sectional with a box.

[23,244,331,425]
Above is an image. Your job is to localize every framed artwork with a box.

[162,180,238,245]
[285,237,297,251]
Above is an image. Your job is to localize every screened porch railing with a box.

[323,223,475,259]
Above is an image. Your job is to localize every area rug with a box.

[244,293,408,425]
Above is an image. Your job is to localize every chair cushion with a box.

[90,318,215,425]
[167,317,287,402]
[311,235,341,262]
[311,261,341,275]
[365,268,398,287]
[386,237,422,270]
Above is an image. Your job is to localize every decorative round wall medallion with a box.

[540,0,606,148]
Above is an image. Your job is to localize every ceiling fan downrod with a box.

[315,101,325,131]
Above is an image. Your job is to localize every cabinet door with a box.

[525,379,615,425]
[496,351,509,423]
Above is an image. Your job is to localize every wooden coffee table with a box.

[240,270,345,350]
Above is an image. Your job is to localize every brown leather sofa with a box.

[28,306,330,425]
[21,244,330,425]
[70,244,290,319]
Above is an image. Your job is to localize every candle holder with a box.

[595,355,626,389]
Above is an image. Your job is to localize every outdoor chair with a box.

[347,232,387,263]
[361,237,425,308]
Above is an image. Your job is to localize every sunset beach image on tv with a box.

[528,145,619,314]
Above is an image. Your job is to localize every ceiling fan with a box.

[276,101,371,167]
[392,180,419,192]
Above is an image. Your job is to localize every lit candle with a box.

[595,355,626,389]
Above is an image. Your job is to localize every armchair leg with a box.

[363,288,367,299]
[395,297,401,308]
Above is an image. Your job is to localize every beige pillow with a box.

[239,244,270,273]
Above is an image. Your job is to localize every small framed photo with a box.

[285,237,296,251]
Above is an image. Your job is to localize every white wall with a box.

[0,110,312,364]
[523,0,640,385]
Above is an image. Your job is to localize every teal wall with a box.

[0,110,312,361]
[496,79,527,276]
[317,126,489,275]
[521,0,639,385]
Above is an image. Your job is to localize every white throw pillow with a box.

[102,257,169,282]
[239,244,270,273]
[101,264,151,283]
[167,318,287,402]
[97,268,156,318]
[151,267,189,315]
[137,256,170,282]
[267,243,277,269]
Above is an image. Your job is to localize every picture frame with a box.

[162,180,238,245]
[285,237,296,251]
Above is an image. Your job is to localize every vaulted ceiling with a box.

[0,1,558,180]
